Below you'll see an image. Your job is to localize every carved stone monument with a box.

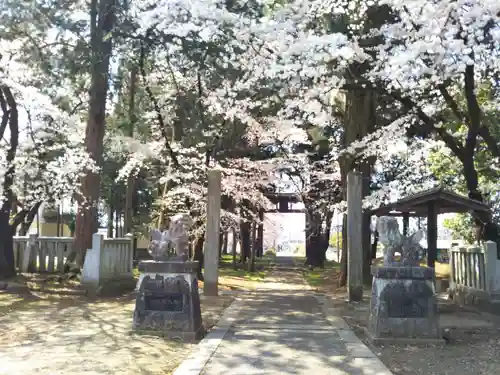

[133,260,203,341]
[367,216,443,345]
[135,213,202,341]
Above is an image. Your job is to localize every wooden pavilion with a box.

[370,186,490,268]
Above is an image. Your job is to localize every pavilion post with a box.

[427,202,438,268]
[402,212,409,236]
[279,198,288,212]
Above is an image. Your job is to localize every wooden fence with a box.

[449,241,500,298]
[13,234,134,277]
[81,233,135,286]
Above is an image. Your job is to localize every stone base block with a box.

[133,261,203,342]
[368,266,442,344]
[364,327,445,346]
[133,327,205,342]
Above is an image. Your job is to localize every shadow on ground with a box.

[202,291,389,375]
[0,285,232,375]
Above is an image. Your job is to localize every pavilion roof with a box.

[370,186,490,217]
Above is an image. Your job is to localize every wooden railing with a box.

[13,234,134,277]
[13,235,73,273]
[81,233,135,285]
[449,241,499,296]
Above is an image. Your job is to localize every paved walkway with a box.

[176,264,393,375]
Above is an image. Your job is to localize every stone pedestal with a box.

[367,266,443,345]
[133,260,203,342]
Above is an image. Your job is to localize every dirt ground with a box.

[0,276,234,375]
[305,267,500,375]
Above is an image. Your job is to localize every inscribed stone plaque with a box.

[387,296,426,318]
[145,293,184,312]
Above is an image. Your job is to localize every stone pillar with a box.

[204,169,221,296]
[483,241,498,293]
[347,172,363,302]
[402,212,409,236]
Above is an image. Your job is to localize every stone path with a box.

[176,263,393,375]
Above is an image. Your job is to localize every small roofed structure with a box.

[370,186,490,268]
[263,191,304,213]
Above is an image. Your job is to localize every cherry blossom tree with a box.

[0,46,94,277]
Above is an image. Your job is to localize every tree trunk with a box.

[239,204,251,263]
[222,232,228,255]
[257,208,264,257]
[70,0,116,270]
[462,155,499,245]
[192,232,205,281]
[218,232,224,258]
[305,208,327,268]
[231,227,238,270]
[240,221,250,263]
[0,213,15,278]
[124,64,138,235]
[248,221,257,272]
[115,209,120,237]
[107,203,114,238]
[0,85,20,277]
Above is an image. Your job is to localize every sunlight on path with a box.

[0,298,191,375]
[0,292,232,375]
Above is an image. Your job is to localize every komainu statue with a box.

[148,213,193,261]
[376,216,424,266]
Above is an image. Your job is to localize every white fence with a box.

[81,233,135,286]
[449,241,500,296]
[13,234,134,281]
[13,235,74,273]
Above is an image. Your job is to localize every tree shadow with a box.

[0,286,233,374]
[202,292,389,375]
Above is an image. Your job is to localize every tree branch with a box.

[139,30,180,169]
[479,126,500,158]
[381,87,466,160]
[438,83,470,125]
[0,89,9,140]
[11,202,42,230]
